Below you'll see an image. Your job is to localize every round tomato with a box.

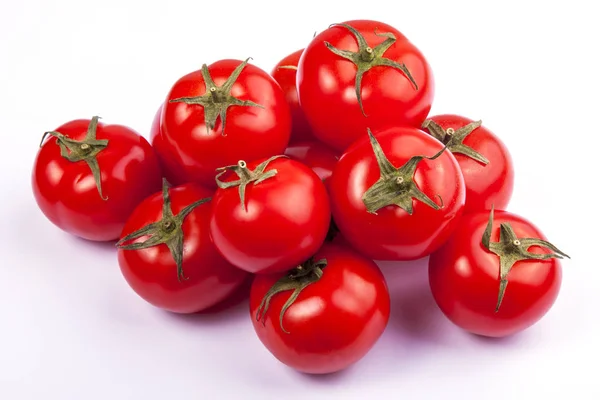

[209,155,331,275]
[161,58,291,189]
[250,243,390,374]
[422,115,514,213]
[32,116,162,241]
[297,19,434,152]
[329,126,465,260]
[428,207,569,337]
[283,140,338,182]
[271,49,314,143]
[116,180,249,314]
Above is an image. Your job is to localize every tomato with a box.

[422,115,514,213]
[249,243,390,374]
[32,116,163,241]
[329,126,465,260]
[297,19,434,152]
[161,58,291,189]
[428,207,569,337]
[271,49,314,143]
[283,140,339,182]
[116,180,249,314]
[209,155,331,275]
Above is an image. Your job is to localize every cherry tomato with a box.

[32,116,162,241]
[283,140,339,182]
[429,208,569,337]
[297,19,434,152]
[250,243,390,374]
[329,126,465,260]
[271,49,314,143]
[209,155,331,275]
[422,115,514,213]
[116,180,249,314]
[161,58,291,189]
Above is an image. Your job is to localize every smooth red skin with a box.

[209,157,331,275]
[283,140,339,182]
[32,119,162,241]
[428,210,562,337]
[329,127,465,261]
[426,114,514,213]
[117,183,249,314]
[297,20,434,153]
[271,49,314,144]
[162,59,292,189]
[250,243,390,374]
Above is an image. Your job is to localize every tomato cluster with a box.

[32,19,570,374]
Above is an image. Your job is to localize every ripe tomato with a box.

[283,140,339,182]
[422,115,514,213]
[32,116,162,241]
[116,180,249,314]
[161,58,291,188]
[429,207,569,337]
[329,127,465,260]
[209,155,331,275]
[271,49,314,143]
[297,19,434,152]
[249,243,390,374]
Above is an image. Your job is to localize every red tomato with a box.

[297,19,434,152]
[283,140,339,182]
[329,127,465,260]
[271,49,314,143]
[116,181,249,314]
[209,155,331,275]
[429,208,569,337]
[422,115,514,213]
[161,58,291,189]
[32,116,162,241]
[250,243,390,374]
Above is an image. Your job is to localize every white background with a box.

[1,1,598,399]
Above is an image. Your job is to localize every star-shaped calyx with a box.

[361,129,446,215]
[482,206,570,312]
[214,155,286,212]
[324,23,418,116]
[40,116,109,200]
[168,57,263,135]
[116,178,211,282]
[255,258,327,334]
[422,119,489,165]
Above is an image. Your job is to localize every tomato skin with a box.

[249,243,390,374]
[329,126,465,261]
[209,157,331,275]
[428,210,562,337]
[283,140,339,182]
[32,118,163,241]
[271,49,314,144]
[297,19,434,153]
[117,183,249,313]
[162,59,292,189]
[425,114,514,213]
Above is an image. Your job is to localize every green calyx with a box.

[116,178,211,282]
[482,206,570,312]
[255,258,327,334]
[168,57,264,136]
[422,119,489,165]
[324,23,418,117]
[362,129,445,215]
[214,155,286,212]
[40,116,109,200]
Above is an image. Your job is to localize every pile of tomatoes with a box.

[31,19,569,375]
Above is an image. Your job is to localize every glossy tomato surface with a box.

[32,118,162,241]
[117,183,249,313]
[297,19,434,152]
[329,126,465,260]
[428,210,563,337]
[283,140,339,182]
[249,243,390,374]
